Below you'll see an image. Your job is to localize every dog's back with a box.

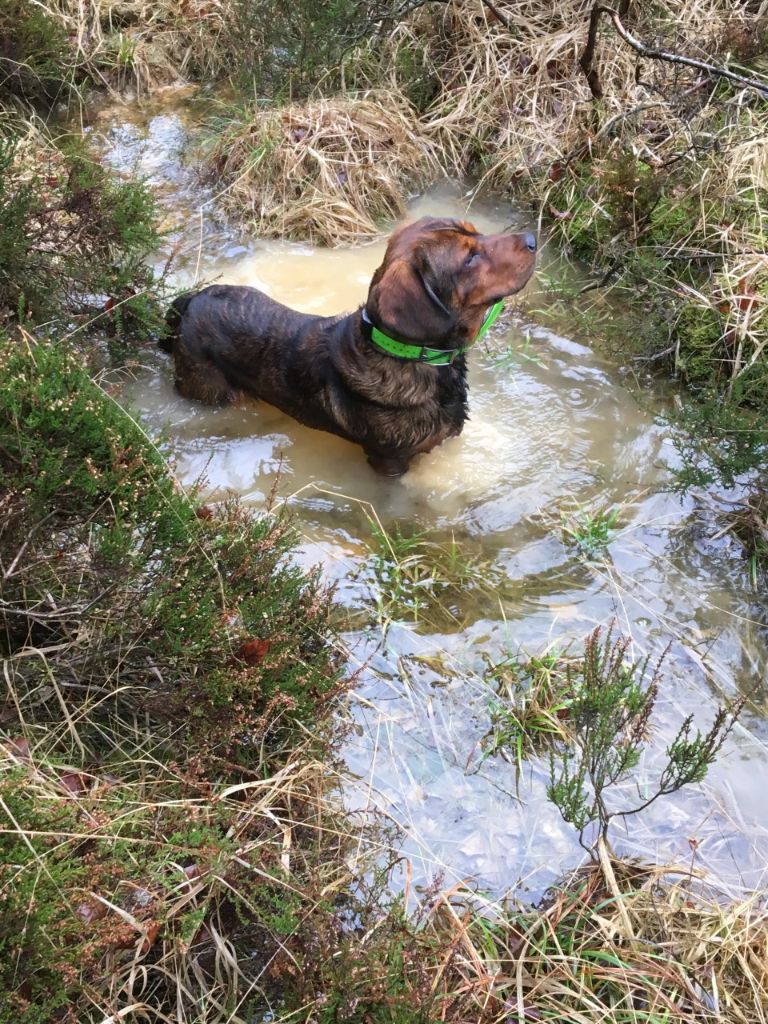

[160,284,336,407]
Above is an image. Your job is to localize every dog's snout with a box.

[524,232,537,253]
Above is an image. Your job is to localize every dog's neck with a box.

[358,302,502,366]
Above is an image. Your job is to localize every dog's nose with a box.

[524,232,537,252]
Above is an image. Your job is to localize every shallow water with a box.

[94,93,768,903]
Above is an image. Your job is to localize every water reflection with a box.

[95,96,768,902]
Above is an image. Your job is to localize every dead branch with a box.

[360,0,511,42]
[580,5,768,101]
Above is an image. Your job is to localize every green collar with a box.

[361,300,504,365]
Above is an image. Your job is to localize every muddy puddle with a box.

[91,93,768,904]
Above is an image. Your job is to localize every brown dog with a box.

[161,217,536,476]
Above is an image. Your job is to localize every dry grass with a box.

[419,860,768,1024]
[367,0,758,184]
[6,715,768,1023]
[715,489,768,586]
[0,731,357,1023]
[204,92,441,245]
[38,0,229,94]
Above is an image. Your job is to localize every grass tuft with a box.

[203,92,440,245]
[561,503,621,559]
[482,649,574,777]
[358,513,503,632]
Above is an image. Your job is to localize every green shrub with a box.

[0,0,71,104]
[0,332,349,1018]
[227,0,371,97]
[0,123,163,335]
[0,336,341,746]
[547,627,745,854]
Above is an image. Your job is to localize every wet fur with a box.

[161,217,536,476]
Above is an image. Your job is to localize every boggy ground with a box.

[196,0,768,561]
[3,332,767,1023]
[2,2,768,1022]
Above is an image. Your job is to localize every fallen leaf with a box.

[236,638,271,665]
[77,901,107,924]
[8,737,30,760]
[59,772,90,795]
[735,276,757,313]
[140,921,160,955]
[548,204,573,221]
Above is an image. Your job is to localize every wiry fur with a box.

[162,217,536,476]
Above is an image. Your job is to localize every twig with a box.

[580,3,607,99]
[632,344,676,363]
[1,584,120,623]
[478,0,511,29]
[580,5,768,101]
[2,511,57,579]
[578,258,621,293]
[359,0,510,42]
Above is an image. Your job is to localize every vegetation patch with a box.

[545,627,745,853]
[12,0,230,98]
[561,502,621,560]
[0,334,353,1020]
[482,649,574,776]
[542,104,768,398]
[203,92,440,245]
[716,489,768,589]
[357,514,503,632]
[482,626,746,854]
[0,0,71,104]
[0,115,162,335]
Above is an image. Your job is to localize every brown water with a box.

[93,93,768,904]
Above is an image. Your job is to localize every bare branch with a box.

[479,0,512,30]
[580,3,607,99]
[580,4,768,102]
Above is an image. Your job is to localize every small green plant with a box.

[481,651,574,776]
[667,391,768,492]
[488,330,546,369]
[561,503,620,558]
[547,626,747,855]
[362,516,501,629]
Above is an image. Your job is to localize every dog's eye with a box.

[464,252,480,267]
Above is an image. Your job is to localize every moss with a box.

[672,301,724,386]
[0,777,92,1022]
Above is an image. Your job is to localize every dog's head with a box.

[365,216,536,346]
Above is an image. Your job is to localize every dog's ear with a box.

[366,249,455,343]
